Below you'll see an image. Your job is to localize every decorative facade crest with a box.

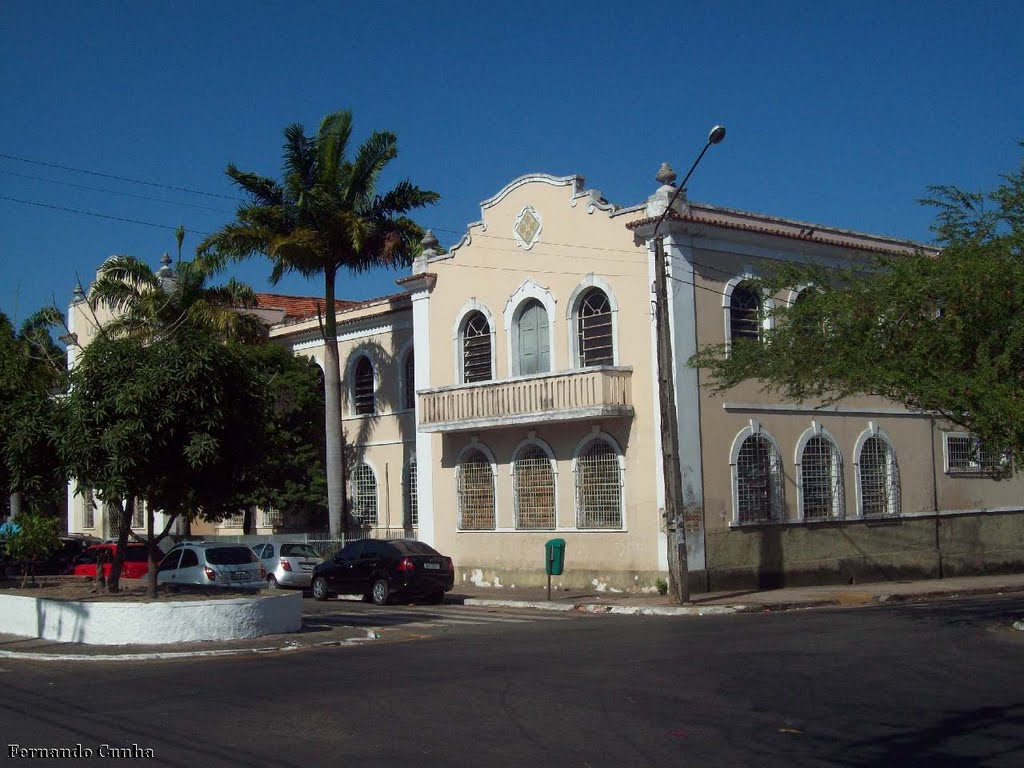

[513,205,542,250]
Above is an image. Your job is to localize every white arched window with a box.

[730,424,784,524]
[723,276,774,347]
[460,311,492,383]
[574,435,623,529]
[855,427,900,517]
[513,442,556,529]
[514,299,551,375]
[574,288,614,367]
[404,458,418,529]
[457,446,495,530]
[352,355,376,415]
[795,426,844,521]
[350,463,378,527]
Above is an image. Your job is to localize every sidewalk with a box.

[2,573,1022,662]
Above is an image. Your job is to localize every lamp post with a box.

[652,125,725,604]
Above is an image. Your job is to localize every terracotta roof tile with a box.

[254,292,358,321]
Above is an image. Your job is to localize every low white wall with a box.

[0,592,302,645]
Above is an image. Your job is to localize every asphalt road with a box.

[2,595,1023,767]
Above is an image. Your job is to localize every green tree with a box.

[690,150,1024,466]
[198,109,439,538]
[0,309,67,521]
[60,331,270,597]
[2,511,60,588]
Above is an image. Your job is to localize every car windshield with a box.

[205,546,258,565]
[280,544,320,558]
[390,540,441,556]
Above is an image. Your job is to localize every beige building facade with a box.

[67,173,1024,592]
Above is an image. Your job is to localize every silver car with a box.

[252,541,323,589]
[157,542,265,588]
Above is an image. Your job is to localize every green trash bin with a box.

[545,538,566,577]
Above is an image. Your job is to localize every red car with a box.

[72,544,151,579]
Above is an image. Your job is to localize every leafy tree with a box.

[0,309,67,520]
[2,511,60,588]
[233,343,328,529]
[60,331,270,596]
[198,109,439,538]
[690,150,1024,467]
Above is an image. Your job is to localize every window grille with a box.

[261,507,283,527]
[801,436,843,520]
[859,436,900,517]
[736,434,784,523]
[462,312,492,383]
[405,459,418,528]
[457,449,495,530]
[83,488,95,529]
[945,433,1008,474]
[514,447,555,529]
[575,441,622,528]
[350,463,378,527]
[403,350,416,410]
[131,499,146,528]
[353,356,375,415]
[730,284,762,341]
[577,289,613,367]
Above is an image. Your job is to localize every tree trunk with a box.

[9,491,23,520]
[108,496,133,593]
[323,268,348,540]
[243,505,256,535]
[146,503,158,598]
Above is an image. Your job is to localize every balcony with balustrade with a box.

[418,366,633,433]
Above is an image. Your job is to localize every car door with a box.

[157,548,182,584]
[175,548,202,584]
[352,540,385,594]
[327,541,363,593]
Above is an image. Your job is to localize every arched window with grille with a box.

[797,430,844,521]
[457,447,495,530]
[404,458,418,529]
[856,430,900,517]
[729,282,763,342]
[731,427,784,524]
[402,349,416,410]
[352,355,375,415]
[576,288,614,367]
[350,463,378,527]
[513,444,556,529]
[461,311,492,383]
[574,437,623,529]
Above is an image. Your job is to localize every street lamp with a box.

[651,125,726,604]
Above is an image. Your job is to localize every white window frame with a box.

[853,423,900,518]
[722,274,775,352]
[398,341,416,412]
[452,300,497,384]
[349,461,378,528]
[794,423,845,521]
[346,349,379,417]
[566,275,619,368]
[511,436,558,530]
[504,280,557,377]
[729,420,785,525]
[455,442,497,531]
[942,431,1010,475]
[404,457,418,529]
[572,431,625,530]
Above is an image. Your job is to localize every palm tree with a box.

[90,228,264,345]
[197,109,438,538]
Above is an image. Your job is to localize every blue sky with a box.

[2,0,1021,326]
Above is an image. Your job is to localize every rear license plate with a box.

[232,572,249,581]
[423,562,440,570]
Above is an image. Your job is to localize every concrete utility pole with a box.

[651,125,726,604]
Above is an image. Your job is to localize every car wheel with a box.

[267,575,279,590]
[371,578,390,606]
[312,576,330,601]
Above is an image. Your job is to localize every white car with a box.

[157,542,265,588]
[251,541,323,589]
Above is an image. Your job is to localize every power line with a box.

[0,169,236,214]
[0,195,211,235]
[0,152,245,202]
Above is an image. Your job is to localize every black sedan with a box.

[311,539,454,605]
